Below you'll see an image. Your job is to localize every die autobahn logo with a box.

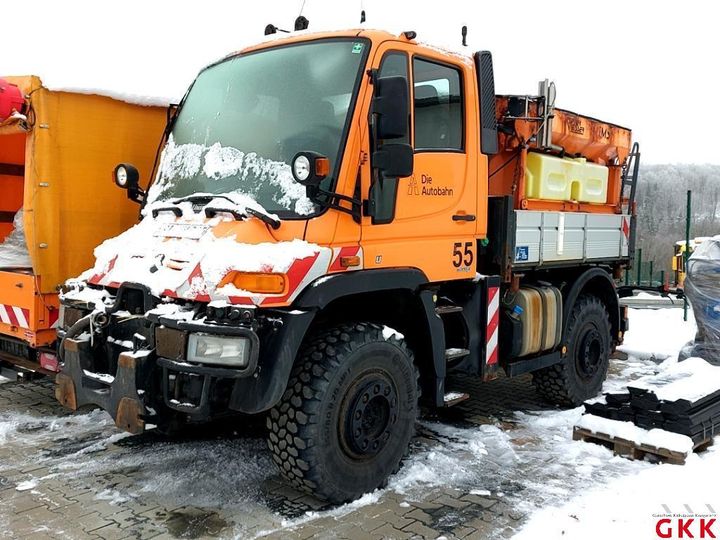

[654,504,717,538]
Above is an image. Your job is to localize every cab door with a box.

[360,44,478,283]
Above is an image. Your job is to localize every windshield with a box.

[146,38,369,217]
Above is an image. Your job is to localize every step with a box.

[445,348,470,360]
[435,305,463,315]
[443,391,470,407]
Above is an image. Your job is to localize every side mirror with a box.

[474,51,498,155]
[113,163,145,203]
[372,76,409,140]
[291,152,330,188]
[372,143,413,178]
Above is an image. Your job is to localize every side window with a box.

[413,58,463,151]
[378,52,410,145]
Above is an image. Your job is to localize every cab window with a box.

[413,58,463,151]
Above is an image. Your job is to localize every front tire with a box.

[532,295,611,406]
[266,323,419,503]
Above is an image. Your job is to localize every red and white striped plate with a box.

[0,304,30,329]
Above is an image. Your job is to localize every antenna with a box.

[294,15,309,31]
[294,0,309,31]
[266,0,308,37]
[461,26,467,47]
[265,23,290,35]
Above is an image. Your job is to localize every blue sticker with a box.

[515,246,529,262]
[351,43,364,54]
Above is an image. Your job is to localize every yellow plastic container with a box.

[525,153,609,203]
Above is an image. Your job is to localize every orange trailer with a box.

[0,76,167,373]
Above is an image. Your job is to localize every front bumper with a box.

[56,308,315,433]
[56,339,149,434]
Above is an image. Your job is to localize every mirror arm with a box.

[128,186,146,204]
[308,186,362,220]
[369,102,383,192]
[367,68,378,86]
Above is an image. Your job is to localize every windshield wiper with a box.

[172,194,232,205]
[245,207,281,230]
[191,194,280,230]
[151,206,183,218]
[204,207,246,220]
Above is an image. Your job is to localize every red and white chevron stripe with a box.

[0,304,30,329]
[486,285,500,365]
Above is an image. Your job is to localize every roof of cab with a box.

[230,28,405,57]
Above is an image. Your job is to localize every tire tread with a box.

[532,295,611,406]
[266,322,419,502]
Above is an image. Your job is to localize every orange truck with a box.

[55,29,639,503]
[0,76,167,374]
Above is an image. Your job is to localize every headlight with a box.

[115,166,128,187]
[113,163,139,189]
[292,155,311,182]
[187,333,250,367]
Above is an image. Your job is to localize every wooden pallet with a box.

[572,426,714,465]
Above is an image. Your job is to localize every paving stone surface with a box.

[0,370,555,539]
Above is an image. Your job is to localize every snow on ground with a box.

[0,367,15,385]
[617,307,696,361]
[516,307,717,540]
[514,443,719,540]
[272,308,706,537]
[0,307,711,539]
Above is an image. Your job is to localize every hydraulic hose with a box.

[58,314,92,362]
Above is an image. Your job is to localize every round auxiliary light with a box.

[115,165,128,187]
[292,154,311,182]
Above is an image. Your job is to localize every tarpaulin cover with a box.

[683,236,720,364]
[2,76,168,292]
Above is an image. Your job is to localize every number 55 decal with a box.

[452,241,474,268]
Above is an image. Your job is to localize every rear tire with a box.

[532,295,611,406]
[266,322,419,503]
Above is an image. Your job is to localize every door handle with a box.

[452,214,476,222]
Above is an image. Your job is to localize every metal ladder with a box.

[621,142,641,210]
[620,142,641,264]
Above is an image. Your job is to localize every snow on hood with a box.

[79,201,330,305]
[61,282,114,312]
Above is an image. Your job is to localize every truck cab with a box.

[56,29,637,503]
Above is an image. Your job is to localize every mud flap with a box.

[56,338,148,434]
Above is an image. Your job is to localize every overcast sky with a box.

[2,0,718,164]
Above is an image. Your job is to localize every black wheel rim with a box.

[340,371,399,460]
[576,324,605,381]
